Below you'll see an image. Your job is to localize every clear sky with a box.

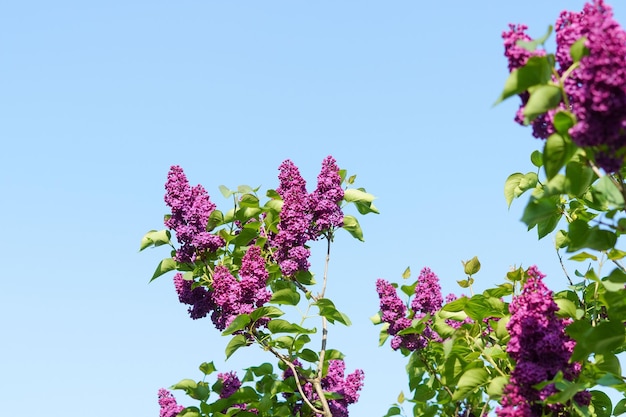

[2,1,624,416]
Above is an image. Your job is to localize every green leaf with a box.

[342,215,364,241]
[250,306,285,321]
[222,314,251,336]
[299,348,319,363]
[354,200,380,215]
[452,368,488,401]
[370,312,382,325]
[565,161,595,197]
[531,150,543,168]
[486,376,508,399]
[504,173,524,208]
[316,298,351,326]
[140,229,171,251]
[178,407,201,417]
[172,379,198,391]
[219,185,233,198]
[199,361,217,376]
[225,334,248,359]
[570,37,589,63]
[463,256,481,275]
[590,390,612,417]
[270,287,301,306]
[383,406,402,417]
[504,172,538,208]
[402,266,411,279]
[267,319,316,334]
[523,85,561,122]
[521,196,561,230]
[343,188,376,203]
[594,175,625,209]
[614,398,626,416]
[495,56,552,104]
[294,270,316,285]
[555,298,577,319]
[553,110,576,136]
[568,252,598,262]
[544,133,573,180]
[150,258,177,282]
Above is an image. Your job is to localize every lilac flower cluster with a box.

[555,0,626,172]
[376,267,443,351]
[217,371,242,398]
[273,159,313,277]
[164,165,225,263]
[501,24,555,139]
[503,1,626,172]
[173,273,214,320]
[283,359,364,417]
[497,266,588,417]
[173,246,270,327]
[376,278,427,351]
[272,157,344,277]
[309,156,344,237]
[215,372,259,414]
[157,388,183,417]
[321,360,365,417]
[210,246,271,331]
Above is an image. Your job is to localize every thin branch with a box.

[266,345,326,415]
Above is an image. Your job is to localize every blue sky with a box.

[2,1,625,416]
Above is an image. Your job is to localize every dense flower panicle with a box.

[210,266,243,331]
[321,360,365,417]
[502,24,555,139]
[173,273,214,320]
[281,359,363,417]
[497,266,586,417]
[218,371,242,398]
[503,24,543,72]
[272,160,312,277]
[209,251,272,331]
[239,245,272,309]
[411,267,443,315]
[376,278,428,351]
[555,0,626,172]
[158,388,184,417]
[309,156,344,238]
[164,166,224,263]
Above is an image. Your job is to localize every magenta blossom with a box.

[164,165,225,263]
[309,155,344,238]
[157,388,184,417]
[555,0,626,172]
[497,266,587,416]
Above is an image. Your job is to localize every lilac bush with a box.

[143,156,373,417]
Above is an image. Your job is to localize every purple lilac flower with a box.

[497,266,587,417]
[376,278,427,351]
[555,0,626,172]
[321,360,365,417]
[210,266,243,331]
[164,166,224,263]
[287,360,363,417]
[238,245,272,325]
[502,24,554,139]
[218,371,242,398]
[309,156,344,238]
[173,273,214,320]
[208,248,272,331]
[158,388,184,417]
[272,160,312,277]
[411,267,443,314]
